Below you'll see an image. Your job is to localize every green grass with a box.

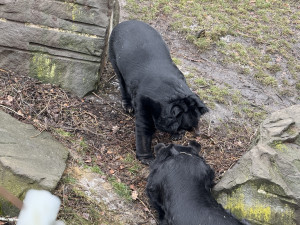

[60,188,122,225]
[184,71,266,123]
[63,174,77,184]
[126,0,299,89]
[90,166,103,174]
[172,57,182,66]
[55,128,72,137]
[108,176,132,201]
[296,81,300,90]
[79,139,88,150]
[123,153,142,175]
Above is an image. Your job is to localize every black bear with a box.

[109,20,208,164]
[146,141,245,225]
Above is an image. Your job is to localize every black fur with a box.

[147,142,245,225]
[109,20,208,164]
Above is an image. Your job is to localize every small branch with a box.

[30,129,45,138]
[36,97,51,117]
[0,186,23,210]
[0,104,24,118]
[0,68,10,73]
[0,217,18,222]
[53,125,105,137]
[107,75,116,83]
[137,197,158,224]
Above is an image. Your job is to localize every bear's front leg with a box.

[135,114,155,165]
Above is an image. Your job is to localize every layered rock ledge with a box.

[0,0,119,97]
[214,105,300,225]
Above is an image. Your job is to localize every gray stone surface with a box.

[0,111,69,216]
[213,105,300,225]
[79,171,156,225]
[0,0,119,97]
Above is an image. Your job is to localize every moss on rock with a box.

[216,181,297,225]
[0,168,42,216]
[30,53,61,84]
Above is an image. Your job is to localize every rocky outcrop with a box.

[0,0,119,97]
[214,105,300,225]
[79,171,156,224]
[0,111,69,216]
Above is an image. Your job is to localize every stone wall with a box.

[0,0,119,97]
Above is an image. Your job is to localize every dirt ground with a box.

[0,1,299,224]
[0,63,253,224]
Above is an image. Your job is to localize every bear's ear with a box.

[154,143,166,155]
[170,147,179,156]
[188,140,201,154]
[191,95,209,115]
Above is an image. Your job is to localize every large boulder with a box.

[0,0,119,97]
[0,111,69,216]
[214,105,300,225]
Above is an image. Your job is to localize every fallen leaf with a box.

[143,207,150,212]
[17,110,24,117]
[131,190,138,200]
[85,157,92,163]
[109,169,115,174]
[82,213,89,220]
[7,95,14,102]
[107,150,113,154]
[112,125,119,133]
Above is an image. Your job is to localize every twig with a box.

[249,127,258,142]
[30,129,45,138]
[0,104,24,118]
[182,54,207,62]
[81,127,105,137]
[53,125,105,137]
[171,52,210,63]
[83,110,99,124]
[107,75,116,83]
[0,217,18,222]
[36,97,51,117]
[137,197,158,224]
[92,92,133,120]
[207,118,212,137]
[0,68,10,73]
[0,186,23,210]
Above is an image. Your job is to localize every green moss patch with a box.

[215,181,296,225]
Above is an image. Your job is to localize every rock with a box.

[213,105,300,225]
[79,171,156,225]
[0,0,119,97]
[0,111,69,216]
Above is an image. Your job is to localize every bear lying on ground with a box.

[109,20,208,164]
[146,141,245,225]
